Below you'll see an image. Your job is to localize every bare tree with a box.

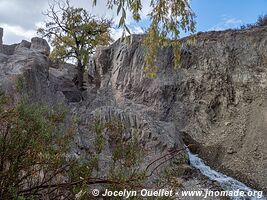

[38,0,112,90]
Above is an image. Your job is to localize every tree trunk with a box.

[76,60,85,91]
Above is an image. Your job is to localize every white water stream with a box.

[187,150,266,200]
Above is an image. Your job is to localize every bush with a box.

[0,95,187,199]
[256,14,267,26]
[240,14,267,29]
[0,100,72,199]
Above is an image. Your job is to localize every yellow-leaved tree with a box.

[94,0,196,77]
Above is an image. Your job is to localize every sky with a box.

[0,0,266,44]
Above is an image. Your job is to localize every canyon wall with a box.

[91,27,267,192]
[0,26,266,193]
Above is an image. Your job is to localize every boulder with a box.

[30,37,50,56]
[0,42,63,106]
[49,67,83,103]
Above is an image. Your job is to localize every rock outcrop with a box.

[30,37,50,56]
[0,31,64,106]
[88,27,267,193]
[15,40,31,50]
[175,28,267,193]
[0,26,266,194]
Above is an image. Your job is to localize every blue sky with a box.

[122,0,267,39]
[0,0,267,44]
[191,0,267,32]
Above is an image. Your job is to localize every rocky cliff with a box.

[0,26,266,194]
[89,27,267,193]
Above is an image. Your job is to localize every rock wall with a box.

[0,35,183,185]
[91,27,267,193]
[3,44,19,55]
[0,26,266,194]
[175,28,267,193]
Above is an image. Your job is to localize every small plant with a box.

[15,75,25,93]
[0,89,6,112]
[49,102,69,123]
[93,119,105,154]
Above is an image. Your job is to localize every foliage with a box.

[38,0,112,90]
[0,90,5,113]
[68,117,147,199]
[240,14,267,29]
[256,14,267,26]
[0,99,72,199]
[15,75,25,93]
[104,119,145,187]
[0,92,188,199]
[0,96,144,199]
[94,0,196,76]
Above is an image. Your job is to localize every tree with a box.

[240,14,267,29]
[94,0,196,76]
[38,0,112,91]
[256,14,267,26]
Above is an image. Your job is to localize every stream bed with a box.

[187,150,266,200]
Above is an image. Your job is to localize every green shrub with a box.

[15,75,25,93]
[0,99,72,199]
[0,96,187,199]
[256,14,267,26]
[241,14,267,29]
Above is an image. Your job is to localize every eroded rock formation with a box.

[88,28,267,192]
[0,26,266,194]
